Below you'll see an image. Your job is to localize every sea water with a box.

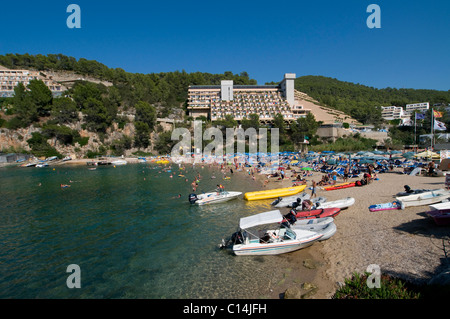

[0,163,294,299]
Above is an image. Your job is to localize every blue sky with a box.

[0,0,449,90]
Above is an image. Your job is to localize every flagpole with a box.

[431,108,434,151]
[414,113,417,152]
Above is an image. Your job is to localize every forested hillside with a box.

[295,75,450,125]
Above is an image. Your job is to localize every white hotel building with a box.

[0,68,65,98]
[187,73,312,125]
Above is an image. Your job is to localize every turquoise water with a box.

[0,163,292,299]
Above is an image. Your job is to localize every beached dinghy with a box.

[323,182,356,191]
[396,189,450,208]
[289,207,341,220]
[271,192,310,207]
[282,196,326,208]
[425,209,450,226]
[286,217,337,241]
[219,210,323,256]
[188,191,242,205]
[396,185,431,197]
[313,197,355,210]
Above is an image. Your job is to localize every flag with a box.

[415,112,425,120]
[434,119,447,131]
[433,110,443,118]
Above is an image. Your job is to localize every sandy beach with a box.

[247,166,450,299]
[5,156,449,299]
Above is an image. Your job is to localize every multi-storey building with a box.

[0,68,65,98]
[381,106,406,120]
[187,73,309,125]
[405,102,429,115]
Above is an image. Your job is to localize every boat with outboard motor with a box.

[396,189,450,208]
[188,191,242,205]
[219,210,323,256]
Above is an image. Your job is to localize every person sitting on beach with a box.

[301,199,313,211]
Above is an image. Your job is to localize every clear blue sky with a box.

[1,0,449,90]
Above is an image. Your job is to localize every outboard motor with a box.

[404,185,413,193]
[291,197,302,209]
[285,209,297,225]
[271,196,282,206]
[188,193,198,204]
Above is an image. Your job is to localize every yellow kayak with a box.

[244,185,307,201]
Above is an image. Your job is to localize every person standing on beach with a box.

[311,180,317,198]
[343,165,349,182]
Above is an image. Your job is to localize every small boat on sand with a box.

[219,210,323,256]
[314,197,355,210]
[323,182,355,191]
[396,189,450,208]
[288,207,341,220]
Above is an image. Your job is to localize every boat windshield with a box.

[284,228,296,240]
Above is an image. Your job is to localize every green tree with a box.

[134,121,151,149]
[273,113,286,135]
[51,97,78,124]
[82,98,109,133]
[12,83,37,126]
[27,79,53,117]
[241,113,260,130]
[135,101,157,131]
[290,113,319,146]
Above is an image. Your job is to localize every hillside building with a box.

[187,73,360,126]
[0,67,65,98]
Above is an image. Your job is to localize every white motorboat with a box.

[220,210,323,256]
[396,189,450,208]
[289,217,337,241]
[271,192,310,208]
[313,197,355,210]
[36,163,49,168]
[188,191,242,205]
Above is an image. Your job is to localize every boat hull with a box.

[232,232,322,256]
[195,191,242,205]
[291,219,337,241]
[323,182,355,191]
[426,210,450,226]
[315,197,355,209]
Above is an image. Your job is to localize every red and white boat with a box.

[287,207,341,221]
